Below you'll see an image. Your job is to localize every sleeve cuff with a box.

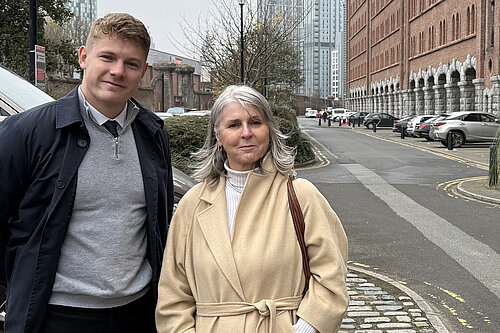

[293,317,318,333]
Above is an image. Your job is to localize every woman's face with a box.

[216,102,270,171]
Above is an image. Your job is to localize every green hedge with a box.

[164,116,210,175]
[164,107,315,175]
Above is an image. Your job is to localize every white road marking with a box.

[344,163,500,299]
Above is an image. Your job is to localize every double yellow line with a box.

[297,144,330,171]
[437,176,488,198]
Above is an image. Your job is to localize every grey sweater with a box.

[49,95,151,308]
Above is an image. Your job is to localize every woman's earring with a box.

[217,144,223,151]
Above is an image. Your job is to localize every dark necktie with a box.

[103,120,119,137]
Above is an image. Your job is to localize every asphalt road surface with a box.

[297,117,499,333]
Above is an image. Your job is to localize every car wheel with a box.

[367,122,374,129]
[450,131,465,148]
[440,140,448,147]
[425,137,433,141]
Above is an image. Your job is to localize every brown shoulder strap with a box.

[287,176,311,294]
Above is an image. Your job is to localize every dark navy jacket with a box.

[0,88,174,332]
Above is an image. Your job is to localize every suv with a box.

[430,111,500,147]
[329,108,350,122]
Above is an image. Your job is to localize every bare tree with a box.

[44,15,91,77]
[175,0,310,94]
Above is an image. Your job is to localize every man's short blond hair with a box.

[86,13,150,57]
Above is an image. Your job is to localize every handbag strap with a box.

[287,176,311,294]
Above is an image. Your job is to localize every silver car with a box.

[430,111,500,148]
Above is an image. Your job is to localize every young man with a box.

[0,13,173,332]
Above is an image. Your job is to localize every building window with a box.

[452,14,456,40]
[467,7,471,35]
[471,4,476,34]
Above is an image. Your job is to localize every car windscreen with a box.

[0,67,54,111]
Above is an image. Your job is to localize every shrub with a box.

[270,101,298,126]
[277,117,315,165]
[164,108,315,175]
[164,116,210,175]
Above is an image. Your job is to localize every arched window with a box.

[467,7,471,35]
[444,19,447,43]
[440,21,443,45]
[432,26,435,48]
[428,27,432,49]
[471,5,475,34]
[452,14,456,40]
[456,12,460,39]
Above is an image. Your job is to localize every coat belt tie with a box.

[196,295,302,333]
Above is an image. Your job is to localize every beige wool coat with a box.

[156,156,349,333]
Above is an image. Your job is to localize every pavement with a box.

[308,120,500,332]
[342,267,448,333]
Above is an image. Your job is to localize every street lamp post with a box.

[239,0,245,84]
[29,0,37,85]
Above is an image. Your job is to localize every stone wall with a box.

[45,69,213,112]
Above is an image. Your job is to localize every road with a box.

[296,117,500,333]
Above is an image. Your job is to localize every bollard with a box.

[489,144,499,188]
[372,122,377,132]
[339,118,342,126]
[319,117,321,126]
[351,117,355,127]
[447,131,453,150]
[328,118,331,126]
[358,117,361,127]
[401,125,405,139]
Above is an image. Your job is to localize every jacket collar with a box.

[55,86,164,131]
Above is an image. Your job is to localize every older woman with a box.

[156,85,348,333]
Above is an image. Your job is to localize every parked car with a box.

[392,115,416,135]
[305,108,318,118]
[350,111,370,123]
[0,66,54,120]
[180,109,211,117]
[154,112,173,119]
[363,113,398,129]
[0,65,197,327]
[329,108,351,121]
[429,111,500,147]
[338,111,357,121]
[413,114,449,140]
[406,115,435,137]
[166,106,185,116]
[304,109,318,118]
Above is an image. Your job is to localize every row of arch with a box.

[346,55,500,118]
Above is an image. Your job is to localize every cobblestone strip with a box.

[338,267,450,333]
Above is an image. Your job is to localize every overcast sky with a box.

[97,0,213,58]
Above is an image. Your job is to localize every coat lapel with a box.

[197,179,246,300]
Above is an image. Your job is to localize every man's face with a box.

[79,35,148,117]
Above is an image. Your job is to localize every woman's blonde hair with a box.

[191,85,296,187]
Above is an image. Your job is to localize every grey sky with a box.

[97,0,213,58]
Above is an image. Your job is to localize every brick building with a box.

[345,0,500,117]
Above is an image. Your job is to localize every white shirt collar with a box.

[78,87,127,128]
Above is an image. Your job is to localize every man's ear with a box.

[78,46,88,70]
